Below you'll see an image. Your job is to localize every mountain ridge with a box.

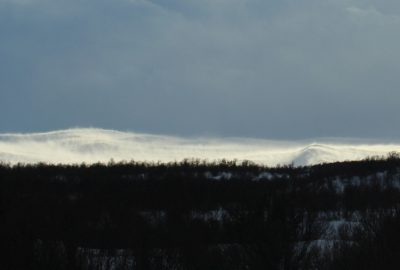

[0,128,399,166]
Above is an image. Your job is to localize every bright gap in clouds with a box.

[0,128,399,166]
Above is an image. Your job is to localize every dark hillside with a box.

[1,155,400,269]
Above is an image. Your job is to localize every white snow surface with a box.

[0,128,399,166]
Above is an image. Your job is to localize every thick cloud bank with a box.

[1,0,400,138]
[0,128,399,166]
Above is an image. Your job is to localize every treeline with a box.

[1,154,400,269]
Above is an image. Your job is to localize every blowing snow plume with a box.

[0,128,399,166]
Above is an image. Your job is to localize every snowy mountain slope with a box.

[0,128,399,166]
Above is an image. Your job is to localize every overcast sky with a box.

[1,0,399,139]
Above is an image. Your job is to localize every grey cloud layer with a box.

[1,0,399,138]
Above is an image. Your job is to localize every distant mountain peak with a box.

[0,129,398,166]
[292,144,337,166]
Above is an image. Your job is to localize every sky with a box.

[1,0,400,139]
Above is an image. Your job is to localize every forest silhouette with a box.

[2,154,400,269]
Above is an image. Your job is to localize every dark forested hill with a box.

[2,155,400,269]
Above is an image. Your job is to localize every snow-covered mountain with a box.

[0,128,399,166]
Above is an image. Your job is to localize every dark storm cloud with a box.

[1,0,400,139]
